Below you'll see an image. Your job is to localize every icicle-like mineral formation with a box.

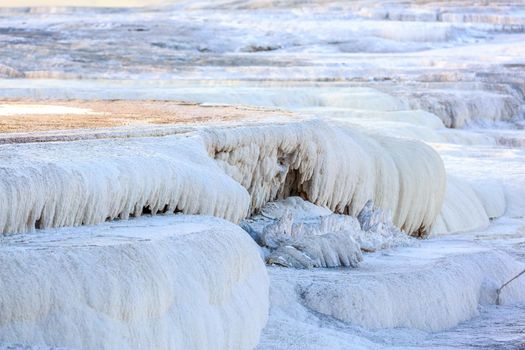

[241,197,410,268]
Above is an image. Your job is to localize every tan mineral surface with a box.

[0,100,293,132]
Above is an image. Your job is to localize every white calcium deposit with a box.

[0,215,269,350]
[241,197,410,268]
[0,119,446,236]
[0,1,524,349]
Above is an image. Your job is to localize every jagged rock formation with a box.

[241,197,410,268]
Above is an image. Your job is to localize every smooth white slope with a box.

[265,237,525,340]
[258,238,525,349]
[432,176,490,235]
[430,143,525,235]
[0,215,269,350]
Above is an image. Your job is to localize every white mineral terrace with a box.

[0,1,524,349]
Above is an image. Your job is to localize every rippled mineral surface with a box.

[0,1,525,349]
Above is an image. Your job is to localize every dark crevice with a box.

[34,217,43,230]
